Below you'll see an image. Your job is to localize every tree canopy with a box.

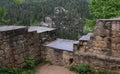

[85,0,120,34]
[90,0,120,19]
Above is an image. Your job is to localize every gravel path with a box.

[36,64,76,74]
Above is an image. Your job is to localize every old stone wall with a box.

[73,19,120,72]
[73,53,120,72]
[0,27,56,68]
[76,19,120,57]
[41,47,74,66]
[92,20,120,57]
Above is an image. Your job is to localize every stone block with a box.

[0,57,4,62]
[116,44,120,50]
[0,50,4,56]
[111,38,120,43]
[95,36,103,41]
[15,54,25,64]
[111,43,116,49]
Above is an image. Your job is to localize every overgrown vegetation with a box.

[0,56,36,74]
[69,64,112,74]
[85,0,120,34]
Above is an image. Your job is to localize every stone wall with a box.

[76,19,120,57]
[73,19,120,72]
[73,53,120,72]
[0,27,56,68]
[40,18,120,72]
[41,47,74,66]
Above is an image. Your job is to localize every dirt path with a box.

[36,64,76,74]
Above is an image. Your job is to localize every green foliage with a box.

[90,0,120,19]
[84,19,96,34]
[0,7,9,25]
[77,64,90,74]
[69,64,90,74]
[9,0,25,5]
[1,0,91,40]
[0,57,36,74]
[85,0,120,34]
[69,66,78,73]
[25,56,36,69]
[69,64,113,74]
[0,67,35,74]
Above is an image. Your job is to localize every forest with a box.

[0,0,91,40]
[0,0,120,40]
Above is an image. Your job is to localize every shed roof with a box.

[45,38,77,51]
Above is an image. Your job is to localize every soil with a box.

[36,64,77,74]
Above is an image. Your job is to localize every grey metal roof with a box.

[79,33,93,41]
[0,26,26,32]
[28,26,55,33]
[45,38,77,51]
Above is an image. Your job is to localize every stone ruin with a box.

[0,26,56,67]
[43,18,120,72]
[0,18,120,72]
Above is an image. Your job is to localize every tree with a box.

[90,0,120,19]
[9,0,25,5]
[0,7,9,25]
[85,0,120,34]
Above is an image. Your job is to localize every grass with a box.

[69,64,117,74]
[0,56,36,74]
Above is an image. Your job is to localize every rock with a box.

[0,50,4,56]
[111,38,120,43]
[83,42,88,46]
[104,37,110,42]
[111,21,120,31]
[116,44,120,50]
[0,57,4,62]
[15,54,24,64]
[1,42,10,50]
[41,17,53,28]
[111,43,116,49]
[111,21,117,31]
[105,22,111,29]
[95,36,103,41]
[54,7,68,15]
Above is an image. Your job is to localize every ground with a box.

[36,64,76,74]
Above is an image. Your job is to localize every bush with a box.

[69,66,78,72]
[77,64,90,74]
[25,56,36,69]
[84,19,96,34]
[0,57,36,74]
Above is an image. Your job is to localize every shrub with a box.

[25,56,36,69]
[69,66,78,72]
[77,64,90,74]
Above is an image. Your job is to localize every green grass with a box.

[69,64,116,74]
[0,67,35,74]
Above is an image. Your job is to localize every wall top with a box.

[97,17,120,21]
[0,26,26,32]
[0,26,56,33]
